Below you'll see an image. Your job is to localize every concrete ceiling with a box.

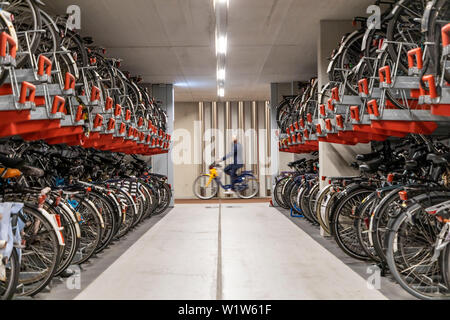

[46,0,373,102]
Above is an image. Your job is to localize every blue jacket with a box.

[222,142,243,165]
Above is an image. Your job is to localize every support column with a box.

[318,21,372,234]
[270,82,296,205]
[151,84,175,207]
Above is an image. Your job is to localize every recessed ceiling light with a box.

[216,35,227,55]
[215,0,228,5]
[218,87,225,97]
[217,68,226,81]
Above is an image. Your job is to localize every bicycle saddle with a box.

[427,153,450,166]
[359,157,384,173]
[404,160,418,171]
[0,155,26,169]
[148,173,167,179]
[20,165,45,178]
[356,152,380,162]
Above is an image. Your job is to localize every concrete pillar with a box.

[151,84,175,207]
[318,21,372,234]
[270,82,297,206]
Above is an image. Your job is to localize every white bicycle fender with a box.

[37,208,65,246]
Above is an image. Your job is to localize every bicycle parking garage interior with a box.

[0,0,449,305]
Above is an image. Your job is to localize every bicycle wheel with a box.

[7,0,42,68]
[425,0,450,82]
[141,183,158,219]
[274,176,290,209]
[0,248,19,300]
[61,28,89,68]
[338,31,365,95]
[16,205,60,297]
[154,182,171,215]
[289,183,303,214]
[441,244,450,290]
[371,188,403,264]
[236,176,259,199]
[49,204,79,277]
[299,185,318,224]
[70,197,102,265]
[308,183,320,218]
[330,188,373,261]
[356,193,381,262]
[306,183,320,224]
[323,191,340,234]
[193,175,218,200]
[89,191,116,254]
[386,192,450,300]
[137,184,151,220]
[115,189,137,239]
[282,178,297,209]
[386,0,425,75]
[131,189,145,227]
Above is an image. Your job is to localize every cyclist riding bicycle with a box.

[216,135,243,194]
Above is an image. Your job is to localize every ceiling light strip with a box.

[215,0,228,99]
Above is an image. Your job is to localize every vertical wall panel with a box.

[257,101,267,196]
[217,102,226,197]
[203,102,212,165]
[198,102,204,175]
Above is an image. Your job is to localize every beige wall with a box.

[173,102,198,199]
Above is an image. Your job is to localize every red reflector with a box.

[55,214,62,227]
[86,187,92,192]
[321,176,326,181]
[54,196,61,207]
[38,194,46,205]
[387,174,394,183]
[399,191,408,201]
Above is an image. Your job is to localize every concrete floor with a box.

[71,203,392,300]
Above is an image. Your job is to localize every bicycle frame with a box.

[204,166,254,191]
[204,167,229,190]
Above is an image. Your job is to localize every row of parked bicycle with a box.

[0,0,171,155]
[0,138,172,300]
[277,0,449,152]
[274,0,450,300]
[0,1,173,300]
[275,137,450,300]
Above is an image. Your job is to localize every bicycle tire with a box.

[386,192,450,300]
[16,205,60,297]
[274,176,290,209]
[193,175,218,200]
[0,248,19,300]
[330,188,373,261]
[70,197,103,265]
[314,184,333,234]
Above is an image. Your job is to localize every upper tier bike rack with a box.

[0,32,171,156]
